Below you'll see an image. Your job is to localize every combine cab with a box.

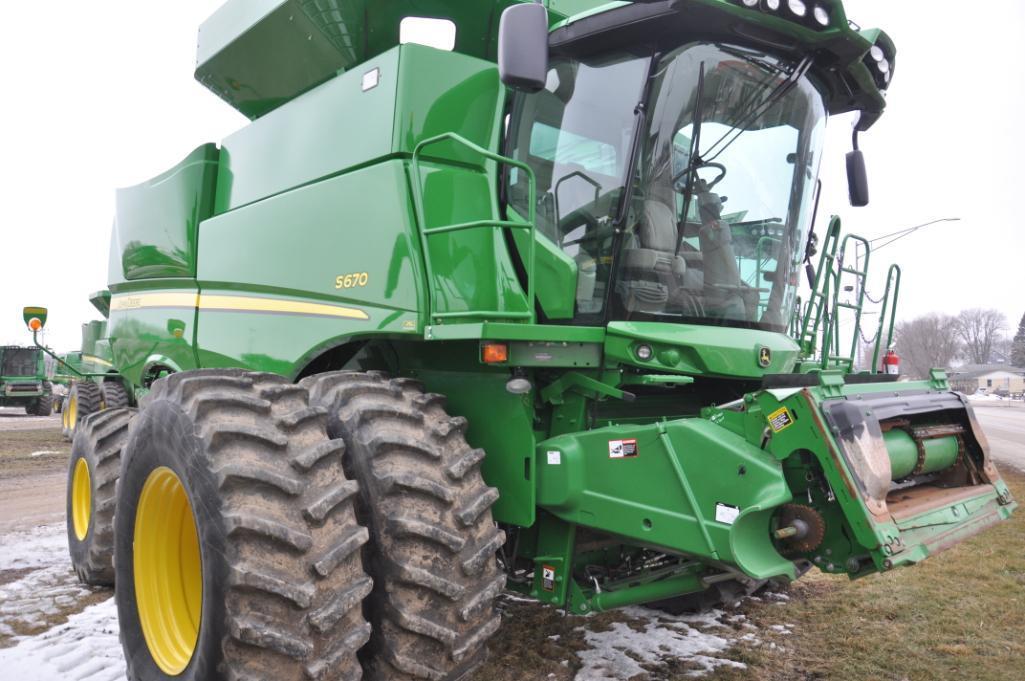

[0,344,51,415]
[54,2,1014,680]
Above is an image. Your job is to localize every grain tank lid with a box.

[89,290,111,319]
[194,0,527,121]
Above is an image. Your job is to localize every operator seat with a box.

[618,199,700,311]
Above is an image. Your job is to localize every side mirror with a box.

[846,149,869,207]
[498,4,548,93]
[23,306,48,332]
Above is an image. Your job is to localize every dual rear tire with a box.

[68,369,504,681]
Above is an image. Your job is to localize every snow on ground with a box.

[574,606,750,680]
[0,523,124,681]
[0,599,124,681]
[1,524,759,680]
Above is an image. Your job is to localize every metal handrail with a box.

[870,264,902,371]
[411,132,537,325]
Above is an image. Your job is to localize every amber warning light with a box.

[481,342,509,364]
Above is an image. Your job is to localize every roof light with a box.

[877,58,890,74]
[869,45,885,62]
[28,318,42,332]
[787,0,807,17]
[813,5,830,26]
[764,0,781,10]
[741,0,759,6]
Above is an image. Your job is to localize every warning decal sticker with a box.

[542,565,556,592]
[715,503,741,525]
[767,407,795,433]
[608,438,639,458]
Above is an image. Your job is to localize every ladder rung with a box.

[836,302,860,310]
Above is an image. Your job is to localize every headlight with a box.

[741,0,759,7]
[869,45,885,62]
[635,344,654,361]
[764,0,781,11]
[787,0,807,17]
[812,5,830,26]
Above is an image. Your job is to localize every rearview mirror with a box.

[846,149,869,207]
[498,4,548,93]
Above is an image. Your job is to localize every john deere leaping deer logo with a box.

[758,346,772,368]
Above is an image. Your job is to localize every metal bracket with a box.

[816,370,846,399]
[928,368,950,391]
[540,372,635,405]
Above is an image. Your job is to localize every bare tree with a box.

[1012,311,1025,368]
[894,314,960,379]
[955,308,1007,364]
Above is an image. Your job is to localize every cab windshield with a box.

[508,42,826,332]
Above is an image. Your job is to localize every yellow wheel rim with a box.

[67,394,78,433]
[134,467,203,676]
[71,458,91,541]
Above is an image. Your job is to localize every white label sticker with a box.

[547,450,561,465]
[362,67,380,92]
[608,439,638,458]
[715,503,741,525]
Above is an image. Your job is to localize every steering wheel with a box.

[672,161,727,191]
[558,207,611,250]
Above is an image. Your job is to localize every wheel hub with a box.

[134,466,203,676]
[71,458,91,541]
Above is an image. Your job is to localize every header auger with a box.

[49,2,1014,680]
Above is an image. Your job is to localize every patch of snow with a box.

[0,524,68,571]
[0,599,125,681]
[574,606,747,680]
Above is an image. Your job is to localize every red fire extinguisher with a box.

[882,349,900,375]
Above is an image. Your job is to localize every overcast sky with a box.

[1,1,1022,351]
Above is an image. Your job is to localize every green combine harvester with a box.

[1,310,52,415]
[49,1,1016,679]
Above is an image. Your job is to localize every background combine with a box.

[31,1,1015,680]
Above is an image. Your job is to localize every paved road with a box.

[973,404,1025,473]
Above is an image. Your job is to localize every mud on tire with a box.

[67,407,135,586]
[102,381,131,409]
[26,381,53,416]
[115,369,372,681]
[303,371,505,681]
[66,381,103,439]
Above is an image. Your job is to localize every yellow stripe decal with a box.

[82,354,114,368]
[110,293,369,320]
[111,293,199,311]
[199,295,369,320]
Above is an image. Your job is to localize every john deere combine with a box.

[58,1,1014,680]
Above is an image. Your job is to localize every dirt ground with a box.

[1,405,1023,680]
[0,410,69,533]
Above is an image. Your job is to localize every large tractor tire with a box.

[64,381,102,440]
[115,369,372,681]
[26,381,53,416]
[102,381,131,409]
[67,407,134,586]
[303,371,505,681]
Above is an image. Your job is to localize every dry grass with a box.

[473,472,1025,681]
[707,470,1025,681]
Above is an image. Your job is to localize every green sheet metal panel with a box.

[110,144,219,284]
[214,44,503,214]
[194,0,538,118]
[195,160,423,375]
